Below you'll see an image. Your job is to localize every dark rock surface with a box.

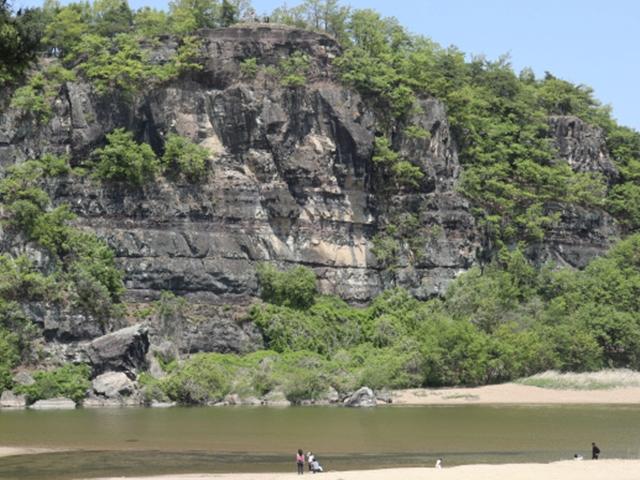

[550,115,619,182]
[84,325,150,376]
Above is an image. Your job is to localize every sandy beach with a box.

[391,383,640,404]
[81,460,640,480]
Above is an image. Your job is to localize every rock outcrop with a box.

[0,26,622,362]
[344,386,376,407]
[29,397,76,410]
[0,390,26,408]
[550,115,619,182]
[84,325,149,376]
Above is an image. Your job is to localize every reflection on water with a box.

[1,405,640,479]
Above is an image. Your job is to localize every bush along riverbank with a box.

[4,232,640,408]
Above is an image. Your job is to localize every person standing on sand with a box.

[435,458,443,469]
[592,442,600,460]
[297,449,305,474]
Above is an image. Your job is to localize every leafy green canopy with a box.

[0,0,44,84]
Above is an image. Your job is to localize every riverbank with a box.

[391,383,640,405]
[81,460,640,480]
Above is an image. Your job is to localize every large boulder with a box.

[344,387,377,408]
[30,397,76,410]
[84,324,149,376]
[0,391,27,408]
[92,371,135,399]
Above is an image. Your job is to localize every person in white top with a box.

[435,458,443,469]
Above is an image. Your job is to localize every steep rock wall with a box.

[0,26,621,355]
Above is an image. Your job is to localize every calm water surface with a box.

[1,405,640,479]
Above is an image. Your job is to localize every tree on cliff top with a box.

[0,0,45,84]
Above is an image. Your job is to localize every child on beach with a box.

[296,449,305,474]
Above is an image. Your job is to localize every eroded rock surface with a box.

[84,325,149,376]
[0,26,621,361]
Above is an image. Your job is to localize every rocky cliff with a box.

[0,26,621,357]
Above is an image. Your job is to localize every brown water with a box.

[1,405,640,479]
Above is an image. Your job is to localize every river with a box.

[1,405,639,479]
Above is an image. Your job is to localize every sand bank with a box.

[0,446,63,457]
[392,383,640,405]
[82,460,640,480]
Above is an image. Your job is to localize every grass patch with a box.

[517,369,640,390]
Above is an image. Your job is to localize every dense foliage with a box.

[0,0,44,84]
[15,363,91,404]
[0,154,125,378]
[91,130,211,184]
[148,238,640,404]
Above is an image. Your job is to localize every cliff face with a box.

[0,26,621,356]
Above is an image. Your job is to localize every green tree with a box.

[169,0,219,34]
[91,129,160,184]
[92,0,132,37]
[133,6,169,38]
[0,1,44,83]
[220,0,237,27]
[42,2,91,58]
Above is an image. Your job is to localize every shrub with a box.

[92,129,159,185]
[10,66,75,122]
[16,364,91,404]
[255,263,317,310]
[278,51,310,87]
[0,328,20,392]
[272,351,334,403]
[0,255,54,302]
[250,295,364,355]
[161,133,209,182]
[239,57,258,79]
[158,353,234,404]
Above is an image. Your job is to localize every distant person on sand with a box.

[592,442,600,460]
[574,453,584,460]
[296,449,305,474]
[307,451,315,471]
[435,458,443,469]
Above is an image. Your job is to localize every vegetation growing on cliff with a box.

[4,0,638,242]
[0,155,125,385]
[269,1,640,244]
[91,130,211,184]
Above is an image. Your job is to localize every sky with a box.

[14,0,640,131]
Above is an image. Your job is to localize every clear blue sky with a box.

[15,0,640,131]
